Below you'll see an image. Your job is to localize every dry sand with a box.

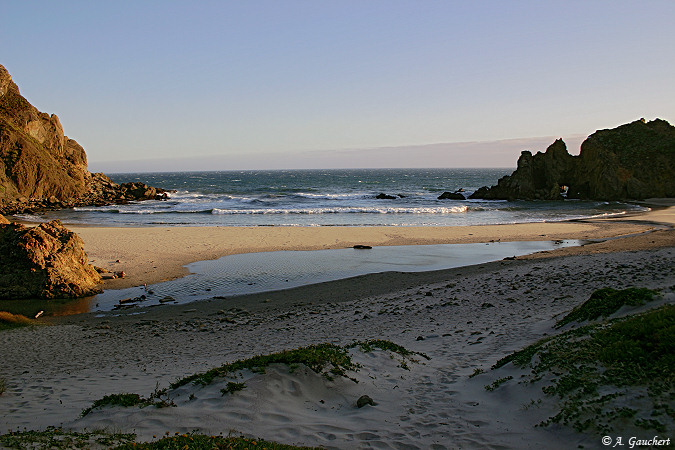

[0,205,674,449]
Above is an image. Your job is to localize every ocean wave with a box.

[73,207,122,213]
[293,192,373,200]
[71,206,468,215]
[13,214,48,223]
[585,211,630,219]
[169,191,235,201]
[73,206,214,214]
[211,206,469,215]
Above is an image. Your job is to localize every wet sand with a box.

[72,205,673,290]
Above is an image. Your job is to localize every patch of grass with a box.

[469,368,484,378]
[489,303,675,434]
[221,382,246,396]
[170,339,425,390]
[81,392,174,417]
[0,427,136,449]
[348,339,430,370]
[0,311,33,331]
[81,393,144,417]
[492,334,555,370]
[170,343,359,389]
[113,432,319,449]
[484,376,513,391]
[555,287,657,328]
[349,339,430,360]
[0,429,317,449]
[83,340,424,419]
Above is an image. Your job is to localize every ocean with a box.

[32,168,648,226]
[9,168,651,314]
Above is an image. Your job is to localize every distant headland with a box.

[470,118,675,201]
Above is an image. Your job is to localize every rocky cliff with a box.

[0,219,102,299]
[0,64,167,214]
[470,119,675,201]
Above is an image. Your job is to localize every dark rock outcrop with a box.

[375,193,397,200]
[470,139,574,201]
[569,119,675,200]
[470,119,675,201]
[0,64,168,214]
[0,219,102,299]
[438,191,466,200]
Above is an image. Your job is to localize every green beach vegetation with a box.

[81,339,425,418]
[0,429,318,449]
[114,433,320,449]
[170,342,359,388]
[170,339,426,390]
[0,427,136,449]
[80,392,175,418]
[554,287,658,328]
[488,290,674,434]
[220,381,246,396]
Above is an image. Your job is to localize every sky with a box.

[2,1,674,172]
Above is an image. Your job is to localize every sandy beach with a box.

[71,205,674,290]
[1,205,674,448]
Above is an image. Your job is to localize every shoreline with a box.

[71,204,675,290]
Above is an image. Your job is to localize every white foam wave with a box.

[586,211,629,219]
[294,192,368,200]
[73,206,120,213]
[169,190,203,199]
[12,214,47,223]
[212,206,469,215]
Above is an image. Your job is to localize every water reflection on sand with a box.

[82,240,582,314]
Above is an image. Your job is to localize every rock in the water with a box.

[470,119,675,201]
[0,220,102,299]
[375,193,397,200]
[356,395,375,408]
[469,138,575,201]
[353,244,373,249]
[437,191,466,200]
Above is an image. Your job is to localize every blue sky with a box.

[2,1,674,171]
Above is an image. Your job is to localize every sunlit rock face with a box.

[0,220,102,299]
[470,119,675,201]
[0,64,90,204]
[0,64,169,214]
